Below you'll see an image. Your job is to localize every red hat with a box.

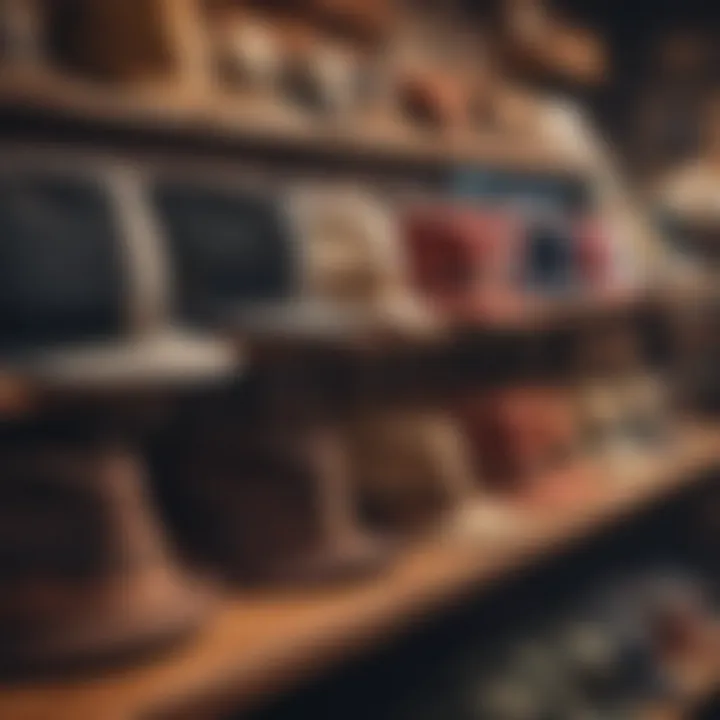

[402,204,528,327]
[456,385,580,495]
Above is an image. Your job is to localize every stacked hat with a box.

[0,148,237,671]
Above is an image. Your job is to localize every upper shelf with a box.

[0,421,717,720]
[0,68,589,174]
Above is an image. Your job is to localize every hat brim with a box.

[15,330,241,392]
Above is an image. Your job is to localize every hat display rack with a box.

[0,2,717,719]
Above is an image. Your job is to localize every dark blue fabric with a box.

[523,220,576,292]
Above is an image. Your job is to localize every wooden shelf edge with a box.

[0,423,717,720]
[0,70,588,174]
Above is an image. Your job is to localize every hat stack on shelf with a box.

[0,149,238,672]
[149,176,429,583]
[0,138,693,664]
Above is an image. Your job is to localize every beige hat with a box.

[288,185,443,342]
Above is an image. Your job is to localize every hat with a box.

[402,202,528,326]
[288,185,442,343]
[0,150,238,392]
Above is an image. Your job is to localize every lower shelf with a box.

[0,423,717,720]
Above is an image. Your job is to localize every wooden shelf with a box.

[0,69,588,174]
[455,290,660,335]
[0,422,717,720]
[494,282,720,335]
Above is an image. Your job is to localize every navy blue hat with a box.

[0,149,237,391]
